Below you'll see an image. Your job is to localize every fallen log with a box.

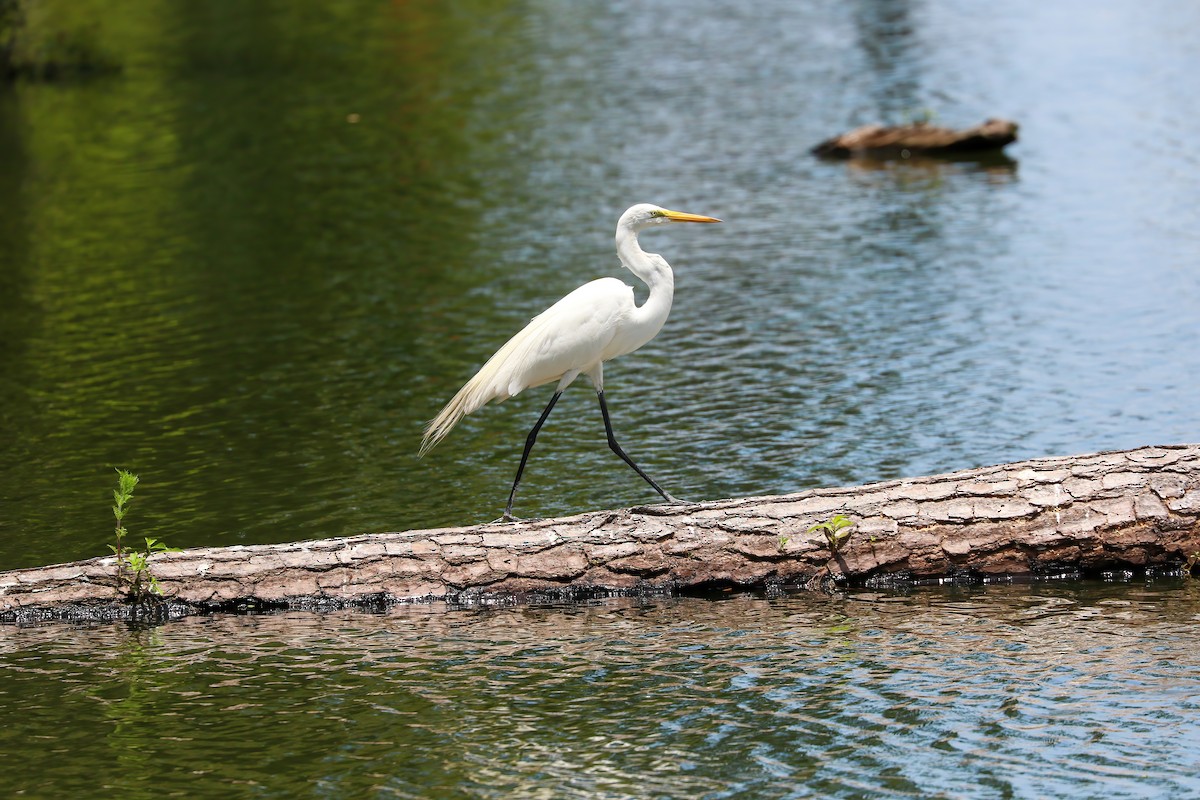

[3,444,1198,623]
[812,118,1019,158]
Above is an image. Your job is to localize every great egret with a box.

[420,203,721,520]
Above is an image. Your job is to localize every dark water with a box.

[1,0,1197,566]
[2,2,1200,795]
[3,582,1200,799]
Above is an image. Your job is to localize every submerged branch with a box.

[813,118,1019,159]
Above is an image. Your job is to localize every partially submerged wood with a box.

[813,118,1019,158]
[3,444,1198,622]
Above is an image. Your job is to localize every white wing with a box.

[420,277,634,454]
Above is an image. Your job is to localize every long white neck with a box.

[616,227,674,340]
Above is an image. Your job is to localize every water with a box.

[3,582,1199,799]
[1,0,1198,566]
[3,1,1200,795]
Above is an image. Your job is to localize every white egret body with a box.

[420,203,721,520]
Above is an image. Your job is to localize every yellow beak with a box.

[661,209,722,224]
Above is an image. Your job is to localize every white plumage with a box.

[420,202,720,519]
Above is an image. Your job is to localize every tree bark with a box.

[812,118,1019,158]
[3,444,1198,622]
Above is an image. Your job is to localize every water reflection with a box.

[839,151,1019,181]
[0,0,1198,567]
[852,0,924,118]
[3,581,1199,798]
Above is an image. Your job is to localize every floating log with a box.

[813,118,1019,158]
[3,444,1198,623]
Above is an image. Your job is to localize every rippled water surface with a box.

[1,0,1198,565]
[4,583,1200,799]
[2,2,1200,796]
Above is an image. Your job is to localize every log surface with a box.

[813,118,1019,158]
[3,444,1199,622]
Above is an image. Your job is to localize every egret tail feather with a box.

[418,307,581,456]
[419,337,531,456]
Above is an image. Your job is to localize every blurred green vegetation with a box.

[1,0,120,79]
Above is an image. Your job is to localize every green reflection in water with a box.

[3,0,1200,572]
[2,582,1200,798]
[0,0,532,567]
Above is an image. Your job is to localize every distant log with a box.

[813,118,1018,158]
[3,444,1198,622]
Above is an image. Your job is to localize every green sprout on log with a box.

[110,468,138,581]
[109,469,178,599]
[906,107,937,125]
[809,514,855,554]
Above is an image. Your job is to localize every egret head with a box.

[619,203,722,233]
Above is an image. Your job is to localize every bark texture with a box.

[813,118,1019,158]
[3,445,1198,621]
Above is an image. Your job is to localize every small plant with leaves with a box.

[110,468,139,587]
[109,469,178,599]
[1184,551,1200,578]
[125,537,178,597]
[809,514,855,554]
[907,107,937,125]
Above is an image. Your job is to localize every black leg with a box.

[596,390,682,504]
[504,390,562,521]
